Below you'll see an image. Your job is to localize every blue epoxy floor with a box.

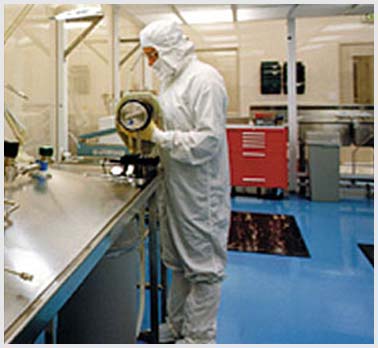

[141,195,374,344]
[217,195,374,344]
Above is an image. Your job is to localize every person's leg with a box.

[166,270,191,337]
[180,281,222,344]
[158,185,190,342]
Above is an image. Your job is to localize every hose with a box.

[136,236,146,337]
[135,209,150,338]
[102,210,150,338]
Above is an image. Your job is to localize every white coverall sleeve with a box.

[152,75,227,166]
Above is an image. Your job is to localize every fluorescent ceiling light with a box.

[137,13,182,25]
[192,23,236,32]
[321,23,367,32]
[310,35,341,43]
[203,35,238,43]
[237,6,292,22]
[180,9,233,24]
[53,5,103,21]
[237,9,261,22]
[209,43,239,49]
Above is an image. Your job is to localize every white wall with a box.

[236,16,373,115]
[238,19,288,115]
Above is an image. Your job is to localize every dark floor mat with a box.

[228,211,310,258]
[358,244,374,267]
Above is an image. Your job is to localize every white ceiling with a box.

[118,4,374,50]
[4,4,373,51]
[120,4,374,25]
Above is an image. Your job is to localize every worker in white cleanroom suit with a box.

[135,20,231,344]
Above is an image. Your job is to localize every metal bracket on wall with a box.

[4,4,34,45]
[64,16,104,59]
[119,43,141,67]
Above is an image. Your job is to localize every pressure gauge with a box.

[117,99,153,132]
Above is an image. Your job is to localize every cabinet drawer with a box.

[227,129,267,150]
[230,157,288,188]
[230,149,286,164]
[227,127,288,189]
[230,157,273,178]
[240,131,266,149]
[232,171,287,188]
[231,172,267,187]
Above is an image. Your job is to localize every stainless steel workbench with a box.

[4,163,160,343]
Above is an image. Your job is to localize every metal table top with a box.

[4,164,154,342]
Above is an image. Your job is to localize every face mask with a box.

[152,58,176,82]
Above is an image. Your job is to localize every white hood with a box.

[140,20,195,81]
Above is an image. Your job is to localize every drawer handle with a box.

[242,143,265,149]
[243,146,266,150]
[242,132,265,136]
[242,138,265,143]
[242,133,264,137]
[242,139,265,143]
[242,177,266,183]
[242,152,266,158]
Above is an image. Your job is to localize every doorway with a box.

[353,55,373,104]
[339,43,373,105]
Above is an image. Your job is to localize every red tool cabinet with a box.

[227,126,288,189]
